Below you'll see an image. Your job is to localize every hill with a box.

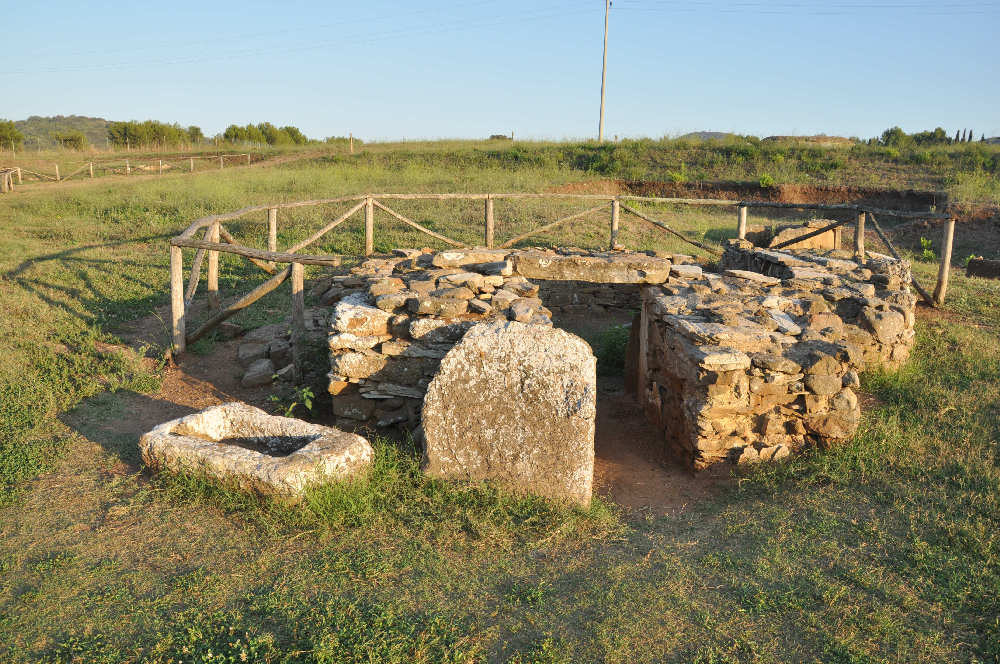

[14,115,110,149]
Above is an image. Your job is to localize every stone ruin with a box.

[318,241,916,502]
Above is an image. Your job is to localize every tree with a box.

[0,119,24,150]
[879,126,909,148]
[53,130,88,150]
[281,126,307,145]
[187,126,204,144]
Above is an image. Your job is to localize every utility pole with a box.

[598,0,610,142]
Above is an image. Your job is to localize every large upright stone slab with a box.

[422,320,597,505]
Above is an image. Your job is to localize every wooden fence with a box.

[0,153,251,186]
[168,193,955,364]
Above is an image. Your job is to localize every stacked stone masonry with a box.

[324,241,916,470]
[324,248,672,432]
[634,239,915,468]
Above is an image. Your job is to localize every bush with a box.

[759,173,776,188]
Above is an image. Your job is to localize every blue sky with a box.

[2,0,997,141]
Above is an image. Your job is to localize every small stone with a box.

[432,249,509,268]
[369,277,405,298]
[502,277,539,297]
[438,271,486,290]
[467,260,513,276]
[332,393,376,421]
[430,286,475,300]
[409,319,475,343]
[332,293,392,337]
[509,297,542,322]
[751,354,802,374]
[468,299,492,314]
[670,264,703,279]
[237,343,268,368]
[241,358,275,387]
[269,338,293,367]
[375,290,415,312]
[768,309,802,336]
[491,288,519,309]
[830,387,858,412]
[804,374,842,395]
[724,269,781,286]
[842,370,860,387]
[275,363,296,382]
[328,333,383,352]
[407,296,469,318]
[737,446,760,464]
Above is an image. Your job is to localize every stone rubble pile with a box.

[324,247,674,431]
[632,239,916,468]
[235,308,329,388]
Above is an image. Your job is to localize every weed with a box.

[919,236,936,262]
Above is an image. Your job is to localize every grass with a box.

[0,142,998,662]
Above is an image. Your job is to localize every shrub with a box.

[759,173,776,188]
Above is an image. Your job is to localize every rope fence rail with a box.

[168,192,956,365]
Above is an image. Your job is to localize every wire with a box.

[1,3,598,77]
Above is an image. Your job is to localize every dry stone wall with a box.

[323,240,916,474]
[325,247,672,431]
[633,239,916,468]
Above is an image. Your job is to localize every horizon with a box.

[3,1,998,140]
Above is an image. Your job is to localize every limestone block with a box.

[332,293,392,337]
[422,320,596,505]
[139,402,372,497]
[241,358,275,388]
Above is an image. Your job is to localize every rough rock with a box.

[422,320,596,505]
[241,358,275,387]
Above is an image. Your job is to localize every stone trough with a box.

[318,240,916,504]
[139,402,373,497]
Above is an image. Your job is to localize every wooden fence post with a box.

[16,167,22,184]
[291,261,305,381]
[207,220,220,311]
[190,158,194,173]
[1,173,8,194]
[219,156,224,169]
[170,245,186,354]
[737,204,748,239]
[125,159,130,175]
[364,196,374,256]
[54,164,59,181]
[246,153,251,166]
[267,207,278,269]
[484,195,495,248]
[89,162,94,178]
[933,217,956,306]
[609,198,620,249]
[158,159,163,175]
[349,133,354,154]
[854,209,866,259]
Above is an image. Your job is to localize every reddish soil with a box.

[112,307,731,516]
[552,179,946,212]
[593,382,730,515]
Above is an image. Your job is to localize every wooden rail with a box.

[1,154,252,185]
[168,192,955,367]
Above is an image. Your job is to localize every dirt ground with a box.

[111,306,731,516]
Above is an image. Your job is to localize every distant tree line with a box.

[876,126,986,148]
[222,123,309,146]
[107,120,205,149]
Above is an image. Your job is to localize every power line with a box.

[1,3,596,77]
